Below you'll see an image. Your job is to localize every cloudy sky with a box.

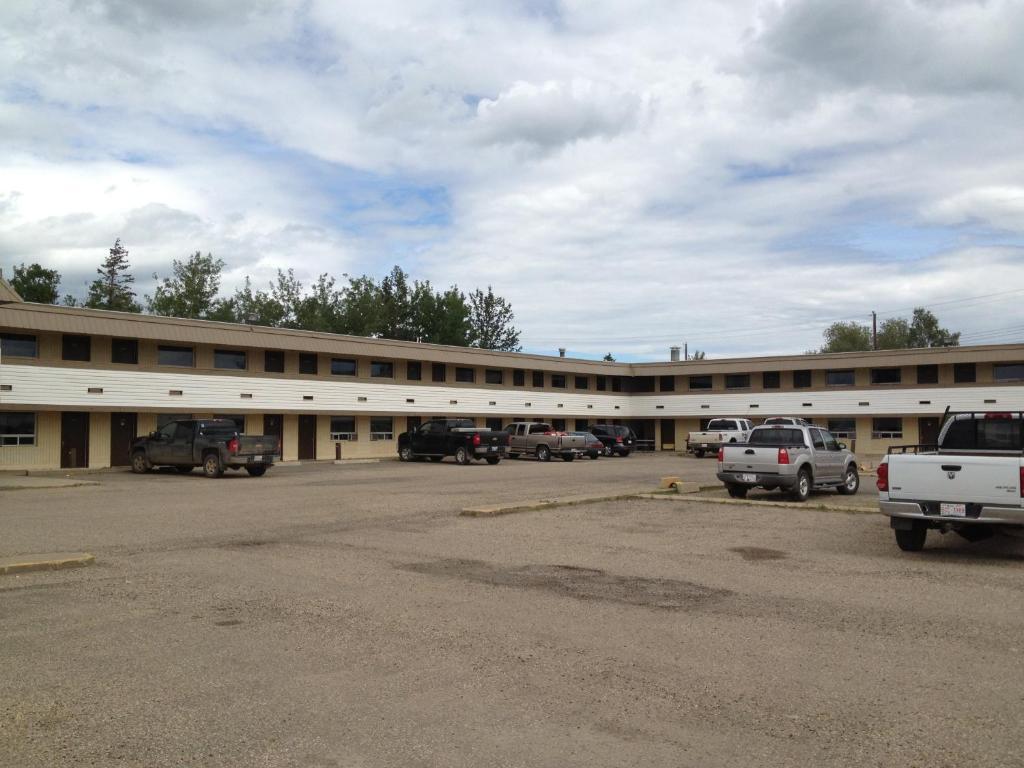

[2,0,1023,361]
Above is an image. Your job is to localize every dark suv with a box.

[588,424,636,457]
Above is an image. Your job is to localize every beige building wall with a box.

[88,411,111,469]
[0,411,60,470]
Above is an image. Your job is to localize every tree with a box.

[85,239,140,312]
[603,353,615,362]
[691,350,706,360]
[147,252,226,319]
[9,263,61,303]
[378,266,415,340]
[294,273,344,333]
[877,318,910,349]
[467,286,521,352]
[820,321,872,353]
[337,275,382,337]
[908,307,960,347]
[225,277,286,327]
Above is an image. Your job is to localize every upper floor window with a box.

[575,375,589,390]
[62,334,91,362]
[596,376,607,391]
[611,377,622,393]
[331,358,357,376]
[299,353,318,375]
[725,373,750,389]
[870,367,902,385]
[432,363,446,382]
[214,349,247,370]
[551,374,566,389]
[763,371,781,389]
[993,363,1024,382]
[455,367,475,383]
[0,411,35,446]
[0,333,37,358]
[486,369,504,385]
[825,369,855,386]
[793,370,812,388]
[264,350,285,373]
[632,377,655,393]
[371,361,393,378]
[659,375,675,392]
[953,363,976,383]
[532,371,544,387]
[513,369,525,386]
[916,364,938,384]
[407,361,422,381]
[111,338,138,365]
[689,375,712,390]
[158,345,194,367]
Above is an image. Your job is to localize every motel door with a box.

[110,412,138,467]
[660,419,676,451]
[298,415,317,461]
[60,412,90,469]
[918,417,941,447]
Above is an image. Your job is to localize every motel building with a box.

[2,278,1024,471]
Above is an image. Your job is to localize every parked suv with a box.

[588,424,636,457]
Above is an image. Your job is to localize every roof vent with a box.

[558,348,566,357]
[670,346,680,362]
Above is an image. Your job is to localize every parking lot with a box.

[3,454,1024,767]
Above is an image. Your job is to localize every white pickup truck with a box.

[878,411,1024,551]
[686,418,754,458]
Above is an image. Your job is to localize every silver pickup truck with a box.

[506,422,588,462]
[717,424,859,501]
[686,418,754,458]
[879,411,1024,551]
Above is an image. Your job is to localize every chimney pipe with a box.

[670,346,680,362]
[558,348,566,358]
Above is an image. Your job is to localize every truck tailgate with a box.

[238,435,278,456]
[889,455,1022,506]
[722,446,783,475]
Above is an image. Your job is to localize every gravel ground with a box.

[2,455,1023,767]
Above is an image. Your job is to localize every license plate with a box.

[940,503,966,517]
[489,446,497,452]
[739,473,756,483]
[252,455,263,462]
[701,443,709,448]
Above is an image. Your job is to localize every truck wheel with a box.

[454,446,470,465]
[485,457,500,465]
[836,465,859,495]
[246,464,268,477]
[694,449,705,458]
[536,445,551,462]
[603,446,613,457]
[562,454,575,462]
[202,452,224,478]
[726,484,747,499]
[131,451,150,474]
[895,525,927,552]
[174,465,193,474]
[398,445,413,462]
[589,452,599,460]
[790,469,811,502]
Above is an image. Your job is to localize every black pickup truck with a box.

[397,418,509,465]
[130,419,280,478]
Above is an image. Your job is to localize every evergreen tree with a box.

[147,252,226,319]
[9,263,61,304]
[603,353,615,361]
[85,239,140,312]
[467,286,521,352]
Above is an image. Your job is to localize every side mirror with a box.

[838,442,847,451]
[149,431,159,439]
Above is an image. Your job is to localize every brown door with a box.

[298,415,316,461]
[919,417,941,447]
[660,419,676,450]
[110,412,137,467]
[263,414,283,454]
[60,412,90,469]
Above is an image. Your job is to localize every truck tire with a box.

[246,464,268,477]
[398,445,414,462]
[790,468,811,502]
[895,525,927,552]
[536,445,551,462]
[836,465,859,495]
[131,451,150,474]
[202,452,224,478]
[174,465,193,474]
[454,446,471,465]
[562,454,575,462]
[485,457,500,465]
[726,483,747,499]
[694,449,705,458]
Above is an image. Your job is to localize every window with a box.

[916,364,938,384]
[993,363,1024,382]
[612,377,622,392]
[158,345,194,367]
[825,369,855,387]
[576,418,589,429]
[486,369,503,385]
[485,417,503,431]
[707,419,740,431]
[111,338,138,365]
[762,371,781,389]
[432,363,446,383]
[299,353,319,375]
[455,367,475,383]
[371,361,393,378]
[62,334,91,362]
[0,411,35,446]
[793,370,812,388]
[0,333,37,358]
[264,350,285,373]
[943,417,1023,451]
[749,427,805,446]
[689,375,712,390]
[214,349,247,370]
[513,369,525,386]
[407,361,422,381]
[827,419,856,439]
[331,358,357,376]
[659,375,675,392]
[212,414,245,431]
[631,377,655,393]
[596,376,607,391]
[551,374,566,389]
[406,416,422,431]
[156,413,191,429]
[575,376,589,390]
[870,367,902,385]
[552,418,566,432]
[529,423,551,434]
[725,374,750,389]
[532,371,544,387]
[810,429,826,450]
[953,363,976,383]
[871,418,903,439]
[370,416,394,440]
[330,416,357,440]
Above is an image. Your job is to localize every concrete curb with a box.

[0,552,96,576]
[0,478,100,491]
[636,493,878,515]
[461,491,651,517]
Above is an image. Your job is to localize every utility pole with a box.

[872,311,878,350]
[684,342,688,361]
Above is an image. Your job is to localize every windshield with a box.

[707,419,737,430]
[749,427,806,446]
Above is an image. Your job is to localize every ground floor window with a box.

[0,411,35,446]
[370,417,394,441]
[156,413,192,429]
[827,419,856,439]
[485,417,503,431]
[552,418,567,432]
[330,416,357,440]
[213,414,245,431]
[872,418,903,440]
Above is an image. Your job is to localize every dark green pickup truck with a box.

[130,418,280,478]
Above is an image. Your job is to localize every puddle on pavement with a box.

[729,547,788,561]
